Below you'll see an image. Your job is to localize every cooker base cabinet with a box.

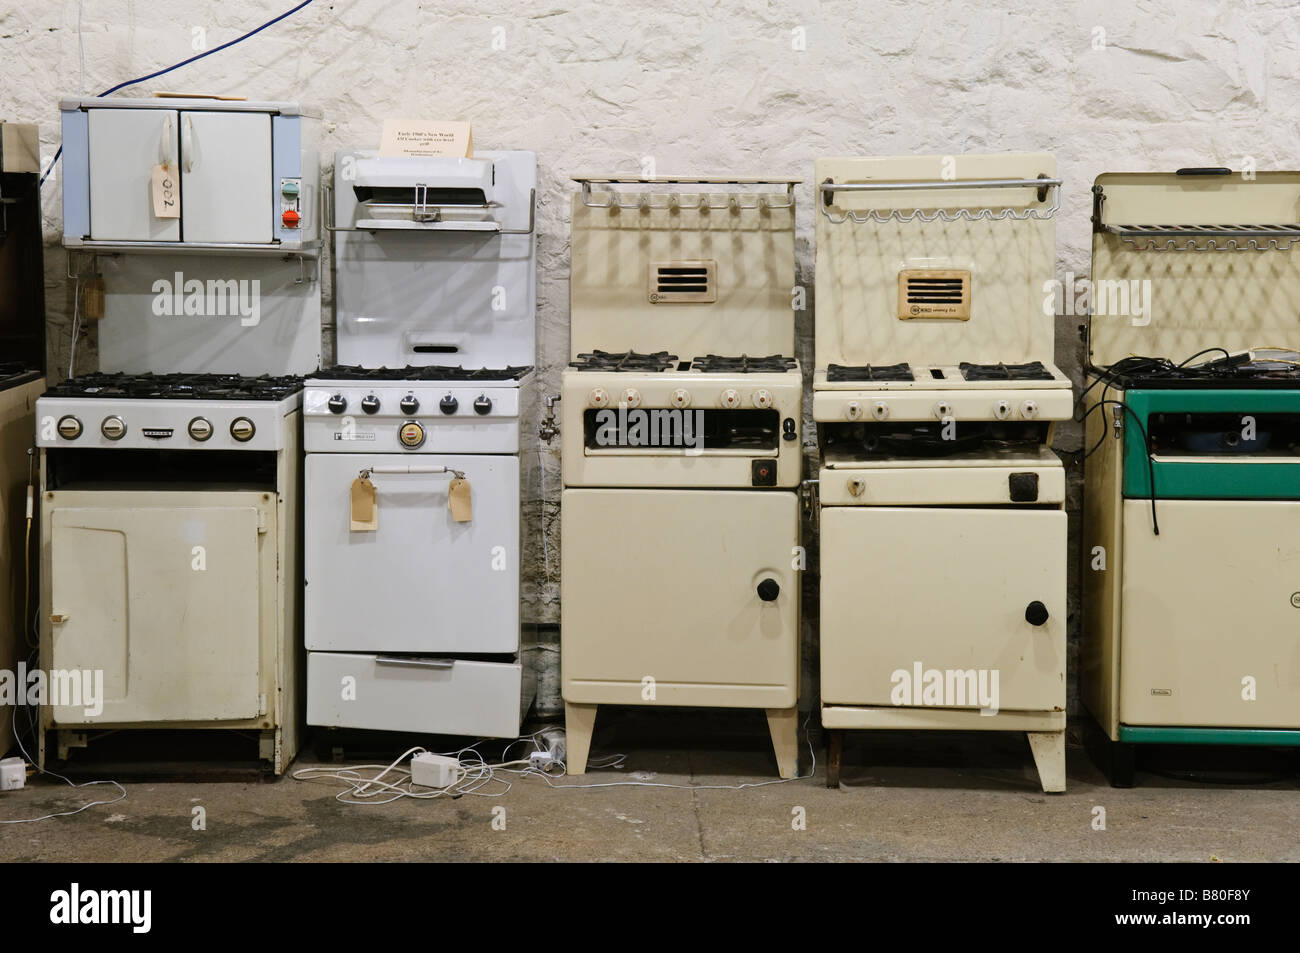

[819,505,1067,792]
[560,488,801,778]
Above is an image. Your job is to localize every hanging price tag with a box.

[151,163,180,219]
[447,477,472,523]
[350,475,377,531]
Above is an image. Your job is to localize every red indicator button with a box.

[282,209,301,228]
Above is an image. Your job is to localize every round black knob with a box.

[473,394,493,415]
[399,394,420,415]
[1025,601,1049,626]
[757,578,780,602]
[439,394,459,415]
[327,394,347,415]
[360,394,381,415]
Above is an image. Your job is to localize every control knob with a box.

[360,394,381,415]
[844,401,863,421]
[56,416,83,440]
[752,388,773,409]
[327,394,347,415]
[756,578,781,602]
[1020,399,1039,420]
[100,416,126,441]
[399,394,420,415]
[620,387,641,408]
[993,399,1012,420]
[934,401,953,419]
[589,387,610,409]
[670,388,691,408]
[439,394,459,415]
[1025,601,1050,626]
[720,388,741,409]
[871,400,889,421]
[473,394,493,415]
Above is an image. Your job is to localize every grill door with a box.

[87,108,181,242]
[178,110,273,243]
[47,497,266,724]
[1120,500,1300,728]
[820,506,1066,711]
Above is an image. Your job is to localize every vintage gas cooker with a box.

[303,149,538,741]
[814,154,1068,793]
[1082,170,1300,785]
[36,372,304,773]
[560,177,803,780]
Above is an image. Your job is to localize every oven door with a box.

[304,453,520,654]
[1120,499,1300,728]
[561,488,799,708]
[46,492,270,724]
[820,506,1066,711]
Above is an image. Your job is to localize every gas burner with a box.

[826,363,914,382]
[689,354,797,374]
[314,364,533,382]
[569,350,677,372]
[44,372,304,401]
[960,361,1054,382]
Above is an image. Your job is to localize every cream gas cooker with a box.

[560,176,803,780]
[813,153,1068,793]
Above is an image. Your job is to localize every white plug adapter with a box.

[0,757,26,791]
[410,752,460,789]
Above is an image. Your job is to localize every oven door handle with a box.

[359,465,465,480]
[375,656,455,670]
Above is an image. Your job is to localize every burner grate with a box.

[959,361,1054,382]
[45,372,304,401]
[569,350,678,372]
[826,363,914,382]
[690,354,797,374]
[314,364,533,382]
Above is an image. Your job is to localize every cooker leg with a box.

[766,707,800,779]
[563,702,597,776]
[1108,740,1137,789]
[1027,730,1066,793]
[826,730,843,788]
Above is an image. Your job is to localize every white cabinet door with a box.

[561,489,800,708]
[1120,500,1300,728]
[304,454,520,653]
[87,108,180,242]
[179,111,272,243]
[820,506,1066,712]
[48,501,265,724]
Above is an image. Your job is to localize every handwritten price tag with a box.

[151,163,180,219]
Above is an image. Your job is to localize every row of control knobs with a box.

[56,414,253,441]
[588,387,775,409]
[843,399,1040,421]
[327,393,494,415]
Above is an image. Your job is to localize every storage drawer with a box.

[307,652,523,739]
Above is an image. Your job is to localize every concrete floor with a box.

[1,714,1297,862]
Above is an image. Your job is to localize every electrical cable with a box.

[39,0,317,188]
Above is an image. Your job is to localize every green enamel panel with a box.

[1119,388,1300,498]
[1119,725,1300,746]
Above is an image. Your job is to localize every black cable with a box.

[40,0,317,187]
[1078,398,1160,534]
[1177,347,1231,368]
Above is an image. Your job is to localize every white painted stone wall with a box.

[3,0,1295,716]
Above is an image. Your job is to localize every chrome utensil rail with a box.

[819,176,1061,224]
[326,183,536,234]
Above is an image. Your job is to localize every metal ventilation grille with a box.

[897,269,971,320]
[649,260,717,303]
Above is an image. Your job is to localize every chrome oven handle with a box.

[359,465,465,479]
[375,656,454,670]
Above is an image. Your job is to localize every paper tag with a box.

[350,476,378,531]
[81,277,106,321]
[448,477,472,523]
[379,119,473,158]
[151,163,180,219]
